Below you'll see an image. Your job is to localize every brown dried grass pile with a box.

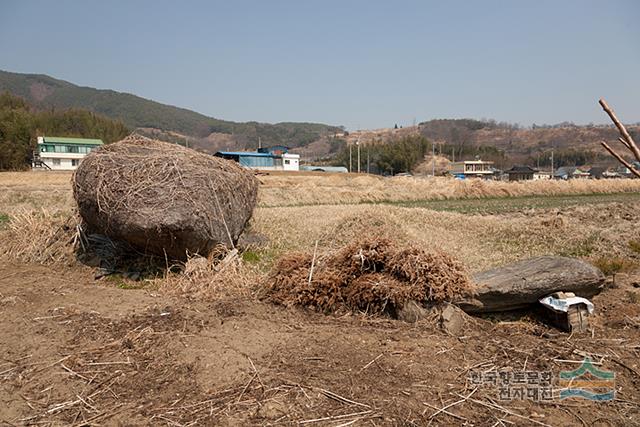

[263,236,474,317]
[73,134,258,260]
[0,210,79,265]
[157,250,256,301]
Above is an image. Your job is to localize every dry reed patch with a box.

[157,251,258,301]
[263,236,473,317]
[0,171,75,214]
[258,174,640,207]
[0,171,73,187]
[0,210,79,264]
[250,202,636,273]
[248,205,413,254]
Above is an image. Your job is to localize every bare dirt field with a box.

[1,171,640,426]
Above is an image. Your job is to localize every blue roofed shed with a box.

[215,151,279,169]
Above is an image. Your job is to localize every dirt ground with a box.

[2,171,640,426]
[1,261,639,426]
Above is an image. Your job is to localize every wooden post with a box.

[598,98,640,175]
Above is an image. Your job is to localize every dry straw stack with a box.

[0,211,79,264]
[264,236,474,316]
[73,135,258,260]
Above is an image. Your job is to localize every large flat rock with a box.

[457,256,605,313]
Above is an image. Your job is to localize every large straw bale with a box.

[73,135,258,260]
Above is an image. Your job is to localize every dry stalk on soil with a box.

[0,210,79,264]
[263,236,474,316]
[157,250,257,301]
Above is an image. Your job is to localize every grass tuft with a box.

[629,240,640,254]
[592,256,636,276]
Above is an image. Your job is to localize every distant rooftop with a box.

[506,165,538,173]
[41,136,103,145]
[452,159,494,164]
[216,151,274,157]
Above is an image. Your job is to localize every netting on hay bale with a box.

[73,135,258,260]
[263,236,474,317]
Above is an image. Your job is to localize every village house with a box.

[504,165,537,181]
[553,166,590,180]
[215,146,300,171]
[533,170,551,180]
[32,136,103,170]
[448,159,494,179]
[587,166,609,179]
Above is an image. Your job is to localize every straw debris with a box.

[264,237,474,317]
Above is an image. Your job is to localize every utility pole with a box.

[349,144,352,173]
[357,140,361,173]
[367,147,370,174]
[258,136,262,150]
[550,149,554,178]
[452,148,455,163]
[432,142,435,177]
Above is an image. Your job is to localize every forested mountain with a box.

[0,70,343,151]
[419,118,640,168]
[0,92,129,170]
[340,118,640,171]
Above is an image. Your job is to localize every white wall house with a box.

[449,159,494,178]
[33,136,103,170]
[533,171,551,180]
[282,153,300,171]
[215,147,301,172]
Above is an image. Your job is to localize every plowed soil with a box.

[1,262,639,426]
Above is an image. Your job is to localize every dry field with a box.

[1,171,640,426]
[4,170,640,213]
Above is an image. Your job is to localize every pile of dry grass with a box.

[157,249,256,301]
[73,135,258,260]
[0,210,79,264]
[263,237,473,317]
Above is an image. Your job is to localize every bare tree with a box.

[599,98,640,178]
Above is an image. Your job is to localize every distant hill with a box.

[0,70,343,153]
[419,118,640,168]
[341,119,640,169]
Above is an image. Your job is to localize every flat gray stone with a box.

[457,256,605,313]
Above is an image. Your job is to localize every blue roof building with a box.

[215,149,300,171]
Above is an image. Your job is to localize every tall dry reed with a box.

[258,174,640,206]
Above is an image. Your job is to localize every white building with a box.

[282,153,300,171]
[449,159,494,178]
[533,171,552,180]
[215,146,301,172]
[33,136,103,170]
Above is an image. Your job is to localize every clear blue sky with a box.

[1,0,638,130]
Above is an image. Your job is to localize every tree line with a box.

[0,92,129,170]
[333,136,430,174]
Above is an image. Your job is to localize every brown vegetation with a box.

[5,170,640,214]
[263,237,472,316]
